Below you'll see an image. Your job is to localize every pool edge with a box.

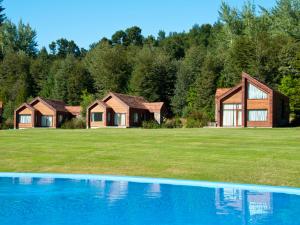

[0,172,299,195]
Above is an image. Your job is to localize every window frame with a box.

[247,83,268,100]
[247,109,268,122]
[19,114,32,124]
[41,115,53,127]
[91,112,103,122]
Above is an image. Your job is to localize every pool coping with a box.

[0,172,300,195]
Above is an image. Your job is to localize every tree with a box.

[124,26,143,46]
[80,90,94,117]
[0,52,33,120]
[1,20,38,56]
[85,42,131,96]
[49,38,81,58]
[0,0,6,26]
[171,46,206,115]
[130,47,176,110]
[111,30,127,45]
[49,55,93,104]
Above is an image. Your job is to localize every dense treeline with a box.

[0,0,300,127]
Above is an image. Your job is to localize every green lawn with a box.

[0,128,299,187]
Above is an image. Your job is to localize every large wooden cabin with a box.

[87,92,165,128]
[215,72,289,127]
[14,97,81,129]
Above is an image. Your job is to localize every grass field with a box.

[0,128,299,187]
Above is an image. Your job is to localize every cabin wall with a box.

[88,103,106,128]
[223,89,242,104]
[17,107,34,128]
[129,108,149,127]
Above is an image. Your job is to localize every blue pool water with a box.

[0,173,299,225]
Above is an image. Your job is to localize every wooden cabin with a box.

[215,72,289,127]
[14,97,81,129]
[87,92,165,128]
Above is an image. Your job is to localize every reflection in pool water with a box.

[0,176,299,225]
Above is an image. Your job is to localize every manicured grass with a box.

[0,128,299,187]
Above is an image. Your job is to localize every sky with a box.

[4,0,277,49]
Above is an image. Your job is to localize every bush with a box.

[186,111,209,128]
[1,118,14,129]
[162,117,183,128]
[142,120,161,129]
[61,118,86,129]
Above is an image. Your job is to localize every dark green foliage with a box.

[61,118,86,129]
[130,47,176,110]
[142,120,161,129]
[0,0,5,26]
[49,38,81,57]
[186,111,209,128]
[80,90,94,118]
[162,117,183,128]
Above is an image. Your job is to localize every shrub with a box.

[1,118,14,129]
[162,117,183,128]
[61,118,86,129]
[142,120,161,129]
[186,111,209,128]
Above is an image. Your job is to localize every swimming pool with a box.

[0,173,299,225]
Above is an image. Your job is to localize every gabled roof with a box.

[143,102,164,113]
[216,83,242,101]
[65,106,82,116]
[87,100,110,110]
[15,103,35,112]
[103,92,148,109]
[215,88,231,98]
[29,97,68,112]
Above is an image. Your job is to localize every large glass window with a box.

[41,115,53,127]
[248,110,268,121]
[114,113,126,126]
[91,112,103,122]
[19,115,31,124]
[248,83,267,99]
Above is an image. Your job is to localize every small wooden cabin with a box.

[87,92,165,128]
[215,72,289,127]
[14,97,81,129]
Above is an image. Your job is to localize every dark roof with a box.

[39,97,68,112]
[106,92,149,109]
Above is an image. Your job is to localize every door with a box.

[222,104,242,127]
[114,113,126,126]
[41,115,53,127]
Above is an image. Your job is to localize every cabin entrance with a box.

[222,104,242,127]
[114,113,126,126]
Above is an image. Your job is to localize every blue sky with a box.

[4,0,276,49]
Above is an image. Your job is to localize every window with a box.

[133,112,139,123]
[114,113,126,126]
[248,110,268,121]
[248,83,267,99]
[91,112,103,122]
[19,115,31,124]
[107,112,111,123]
[41,115,53,127]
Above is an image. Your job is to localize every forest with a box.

[0,0,299,128]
